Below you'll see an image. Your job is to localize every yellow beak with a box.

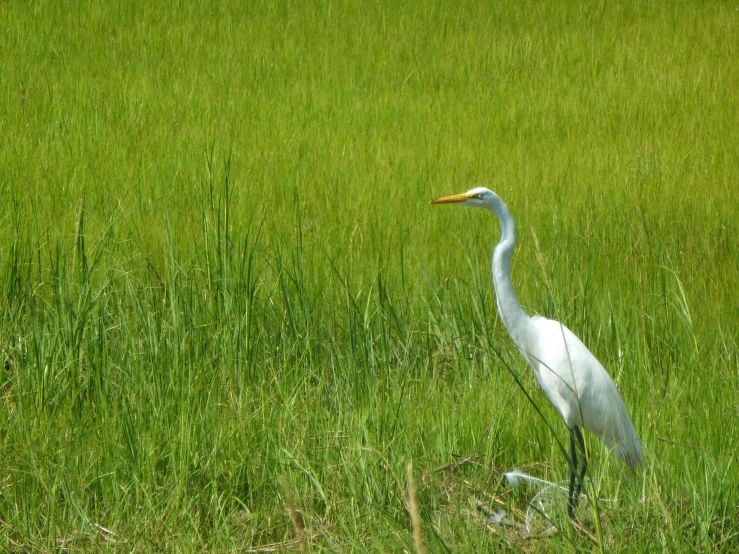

[429,192,471,205]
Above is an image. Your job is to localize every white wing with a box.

[519,316,643,468]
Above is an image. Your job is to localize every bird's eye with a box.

[475,193,483,199]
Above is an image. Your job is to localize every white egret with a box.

[431,187,643,517]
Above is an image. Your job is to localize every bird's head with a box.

[430,187,500,209]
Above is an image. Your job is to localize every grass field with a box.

[1,0,738,551]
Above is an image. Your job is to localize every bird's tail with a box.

[605,402,643,469]
[611,433,643,469]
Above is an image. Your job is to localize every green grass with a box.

[1,0,738,551]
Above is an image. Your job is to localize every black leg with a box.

[573,426,587,509]
[568,428,578,518]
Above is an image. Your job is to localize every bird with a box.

[431,187,643,517]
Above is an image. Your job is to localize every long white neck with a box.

[488,199,532,346]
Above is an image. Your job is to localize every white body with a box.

[433,187,643,468]
[516,315,642,468]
